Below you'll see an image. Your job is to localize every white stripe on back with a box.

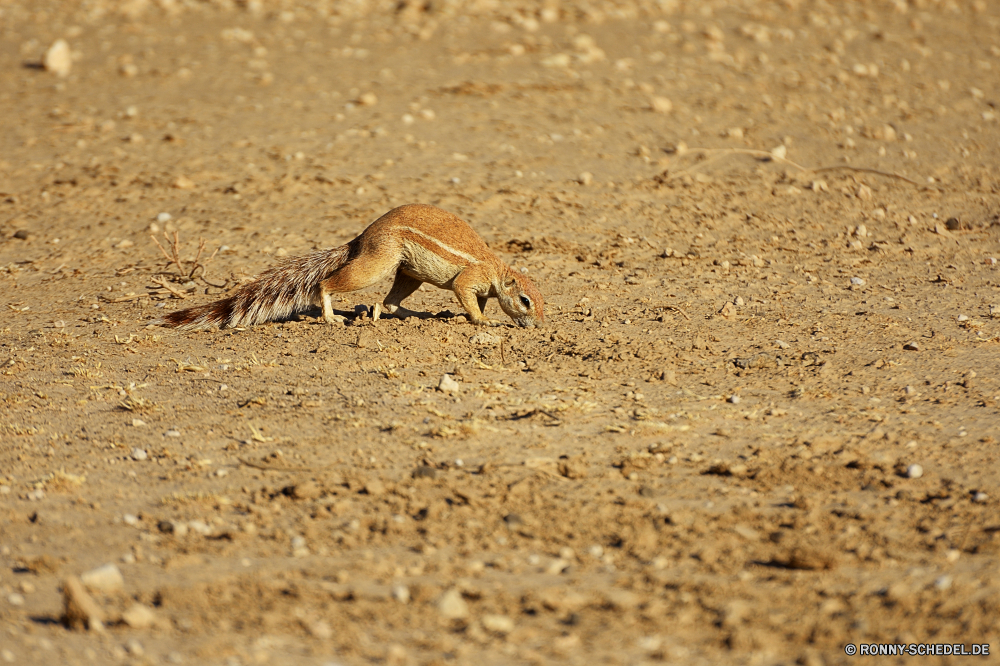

[401,226,480,265]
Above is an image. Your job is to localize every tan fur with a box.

[155,204,545,330]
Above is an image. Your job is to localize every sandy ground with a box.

[2,1,1000,664]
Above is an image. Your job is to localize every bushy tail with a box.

[154,245,350,330]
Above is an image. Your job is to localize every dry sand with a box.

[1,1,999,664]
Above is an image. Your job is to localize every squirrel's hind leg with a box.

[320,289,348,325]
[319,250,398,324]
[380,271,424,320]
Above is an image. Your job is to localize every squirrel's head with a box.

[497,270,545,328]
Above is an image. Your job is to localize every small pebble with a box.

[957,314,968,322]
[734,296,745,306]
[80,564,125,592]
[850,277,865,286]
[481,614,515,634]
[123,514,139,526]
[131,448,147,461]
[903,342,920,351]
[165,430,181,437]
[650,96,673,114]
[438,374,460,394]
[775,340,790,349]
[906,464,923,479]
[436,589,469,620]
[973,491,988,503]
[18,581,35,594]
[44,39,72,77]
[156,212,172,223]
[7,593,25,606]
[728,395,741,404]
[187,520,211,536]
[904,386,916,395]
[158,520,188,537]
[125,638,144,656]
[391,584,410,604]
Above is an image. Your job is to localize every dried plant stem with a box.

[151,231,221,280]
[666,147,921,187]
[151,276,188,299]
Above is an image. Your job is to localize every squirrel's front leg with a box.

[454,285,499,326]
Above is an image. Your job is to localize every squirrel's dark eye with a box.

[519,296,531,308]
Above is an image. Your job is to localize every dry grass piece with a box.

[119,394,155,413]
[659,147,921,187]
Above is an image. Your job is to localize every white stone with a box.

[436,589,468,619]
[906,464,923,479]
[650,96,672,114]
[44,39,72,77]
[80,564,125,592]
[125,638,144,656]
[438,374,460,394]
[481,614,515,634]
[122,603,156,629]
[391,584,410,604]
[187,520,211,536]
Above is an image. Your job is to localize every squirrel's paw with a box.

[324,314,348,325]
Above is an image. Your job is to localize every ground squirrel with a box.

[155,204,544,330]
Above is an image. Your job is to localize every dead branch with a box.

[150,276,188,299]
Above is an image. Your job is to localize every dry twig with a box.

[150,276,188,299]
[237,457,311,473]
[151,231,221,280]
[662,305,691,321]
[662,147,921,187]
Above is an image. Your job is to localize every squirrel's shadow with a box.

[293,305,459,325]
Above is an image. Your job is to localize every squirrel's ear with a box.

[503,277,516,289]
